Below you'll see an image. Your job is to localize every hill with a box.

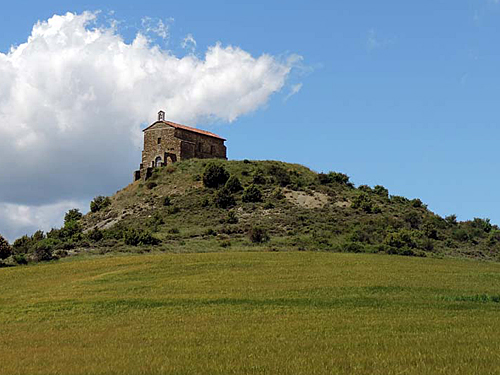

[1,159,499,266]
[2,252,500,374]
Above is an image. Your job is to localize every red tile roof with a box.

[143,120,226,141]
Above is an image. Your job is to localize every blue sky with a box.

[0,0,499,239]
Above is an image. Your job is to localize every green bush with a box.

[445,214,458,226]
[471,218,492,233]
[64,209,83,224]
[225,176,243,193]
[90,196,111,213]
[249,226,270,243]
[404,211,422,229]
[123,229,160,246]
[0,235,12,260]
[214,187,236,209]
[351,193,378,213]
[146,181,157,190]
[88,228,103,242]
[32,239,57,262]
[226,210,239,224]
[411,199,424,208]
[203,163,230,188]
[373,185,389,198]
[268,165,291,187]
[162,196,171,206]
[384,229,418,250]
[252,169,267,185]
[318,172,353,187]
[242,185,263,203]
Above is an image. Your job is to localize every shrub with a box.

[123,229,160,246]
[249,226,270,243]
[0,235,12,260]
[203,163,230,188]
[226,210,239,224]
[411,199,424,208]
[318,172,353,187]
[373,185,389,198]
[263,202,275,209]
[351,193,377,213]
[252,169,267,185]
[384,229,418,250]
[271,187,285,200]
[268,165,291,187]
[146,181,157,190]
[452,228,469,242]
[64,209,83,224]
[445,214,458,226]
[225,176,243,193]
[90,196,111,213]
[167,206,180,215]
[242,185,263,203]
[343,241,365,253]
[220,240,231,248]
[88,228,103,242]
[404,211,422,229]
[471,218,492,233]
[214,187,236,209]
[162,196,171,206]
[358,185,372,193]
[32,239,57,262]
[204,228,217,236]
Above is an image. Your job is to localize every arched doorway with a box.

[155,156,162,167]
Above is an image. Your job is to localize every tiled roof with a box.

[143,120,226,141]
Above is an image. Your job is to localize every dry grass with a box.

[2,252,500,374]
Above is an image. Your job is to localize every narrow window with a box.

[210,145,215,154]
[157,138,161,145]
[198,142,202,152]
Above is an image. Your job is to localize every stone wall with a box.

[175,128,227,160]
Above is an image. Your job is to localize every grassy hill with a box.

[2,252,500,374]
[2,158,499,266]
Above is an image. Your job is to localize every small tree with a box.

[90,196,111,213]
[225,176,243,193]
[249,226,270,244]
[0,235,12,260]
[214,187,236,209]
[64,209,83,224]
[242,185,263,203]
[203,163,230,188]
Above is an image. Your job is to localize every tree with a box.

[64,209,83,224]
[0,235,12,260]
[242,185,263,203]
[225,176,243,193]
[202,163,230,188]
[90,196,111,213]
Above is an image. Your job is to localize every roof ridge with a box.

[142,120,226,141]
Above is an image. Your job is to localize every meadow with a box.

[2,251,500,374]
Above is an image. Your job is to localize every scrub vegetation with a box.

[1,159,499,267]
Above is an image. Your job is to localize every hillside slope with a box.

[77,159,499,260]
[3,159,499,265]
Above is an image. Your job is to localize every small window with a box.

[198,143,202,152]
[157,138,161,145]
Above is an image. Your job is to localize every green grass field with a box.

[2,252,500,374]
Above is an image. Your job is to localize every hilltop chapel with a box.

[134,111,227,181]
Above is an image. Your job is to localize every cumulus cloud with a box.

[182,33,197,53]
[0,11,301,241]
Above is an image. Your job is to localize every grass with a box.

[2,252,500,374]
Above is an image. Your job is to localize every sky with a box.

[0,0,499,241]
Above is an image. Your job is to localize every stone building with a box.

[134,111,227,180]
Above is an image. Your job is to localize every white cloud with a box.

[182,33,197,53]
[284,83,303,102]
[0,200,88,242]
[0,11,301,240]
